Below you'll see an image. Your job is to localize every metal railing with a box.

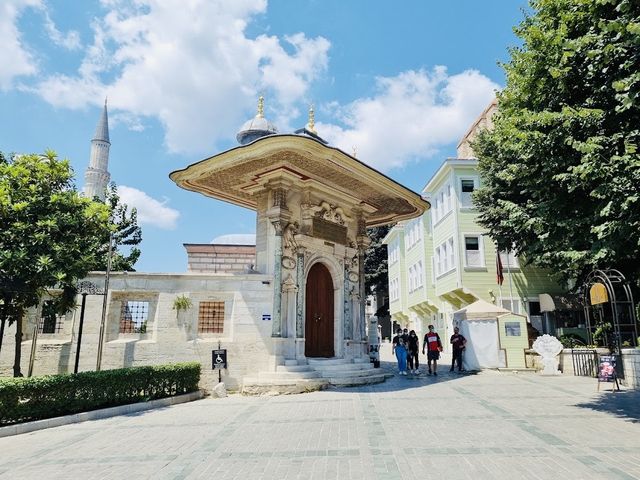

[571,349,598,377]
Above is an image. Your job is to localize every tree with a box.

[94,183,142,272]
[473,0,640,288]
[0,151,111,376]
[365,225,392,316]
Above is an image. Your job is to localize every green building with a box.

[383,101,569,358]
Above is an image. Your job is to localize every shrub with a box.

[0,362,200,426]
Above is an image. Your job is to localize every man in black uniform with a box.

[449,326,467,372]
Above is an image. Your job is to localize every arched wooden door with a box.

[305,263,335,357]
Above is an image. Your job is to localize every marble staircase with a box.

[241,357,385,394]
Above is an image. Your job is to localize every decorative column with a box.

[295,247,306,338]
[343,258,352,340]
[355,213,371,341]
[350,287,360,341]
[282,275,298,338]
[271,218,285,337]
[268,186,291,338]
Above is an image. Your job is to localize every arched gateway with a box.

[170,100,428,371]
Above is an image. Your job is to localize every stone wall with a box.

[0,272,274,392]
[184,244,256,274]
[525,347,640,389]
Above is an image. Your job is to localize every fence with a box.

[571,349,598,377]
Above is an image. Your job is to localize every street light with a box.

[96,232,113,371]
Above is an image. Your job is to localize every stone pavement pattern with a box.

[1,352,639,479]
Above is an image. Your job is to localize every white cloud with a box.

[0,0,41,90]
[42,9,81,50]
[33,0,330,154]
[319,67,500,171]
[117,185,180,230]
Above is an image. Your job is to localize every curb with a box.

[0,390,204,438]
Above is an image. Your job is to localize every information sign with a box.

[212,349,227,370]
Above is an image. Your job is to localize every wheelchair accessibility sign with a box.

[212,349,227,370]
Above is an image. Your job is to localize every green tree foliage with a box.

[94,183,142,272]
[473,0,640,287]
[365,225,391,315]
[0,151,111,376]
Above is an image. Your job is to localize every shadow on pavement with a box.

[328,360,479,393]
[575,390,640,423]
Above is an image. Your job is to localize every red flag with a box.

[496,249,504,286]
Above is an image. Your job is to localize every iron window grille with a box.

[198,301,225,333]
[119,300,150,333]
[39,300,64,334]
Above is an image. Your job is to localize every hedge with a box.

[0,362,200,426]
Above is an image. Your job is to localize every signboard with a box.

[312,217,348,245]
[590,283,609,305]
[212,349,227,370]
[598,355,616,382]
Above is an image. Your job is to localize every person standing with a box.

[422,325,442,375]
[407,329,420,374]
[392,328,408,375]
[449,326,467,372]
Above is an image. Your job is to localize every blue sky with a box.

[0,0,528,273]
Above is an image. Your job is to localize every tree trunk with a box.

[13,316,23,377]
[0,317,5,356]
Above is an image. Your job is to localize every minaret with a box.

[83,99,111,201]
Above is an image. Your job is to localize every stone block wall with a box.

[184,244,256,274]
[0,272,274,392]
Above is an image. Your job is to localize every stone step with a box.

[310,363,375,374]
[317,369,378,379]
[284,359,300,366]
[258,371,322,381]
[328,373,386,386]
[353,357,371,364]
[306,358,351,366]
[242,377,326,387]
[276,365,313,373]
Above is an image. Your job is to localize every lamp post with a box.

[96,232,113,371]
[74,280,103,374]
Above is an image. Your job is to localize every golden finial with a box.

[307,104,317,134]
[257,95,264,118]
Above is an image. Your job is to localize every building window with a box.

[464,235,483,267]
[460,179,476,208]
[405,219,423,251]
[408,261,423,292]
[389,239,400,265]
[198,301,225,333]
[433,184,453,224]
[434,238,455,277]
[504,322,521,336]
[501,298,521,314]
[499,250,520,269]
[39,301,64,334]
[120,301,150,333]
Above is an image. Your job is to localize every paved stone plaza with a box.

[1,353,639,480]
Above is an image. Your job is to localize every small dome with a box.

[236,96,278,145]
[211,233,256,245]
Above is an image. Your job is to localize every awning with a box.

[539,293,582,312]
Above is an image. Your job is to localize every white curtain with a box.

[460,319,503,369]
